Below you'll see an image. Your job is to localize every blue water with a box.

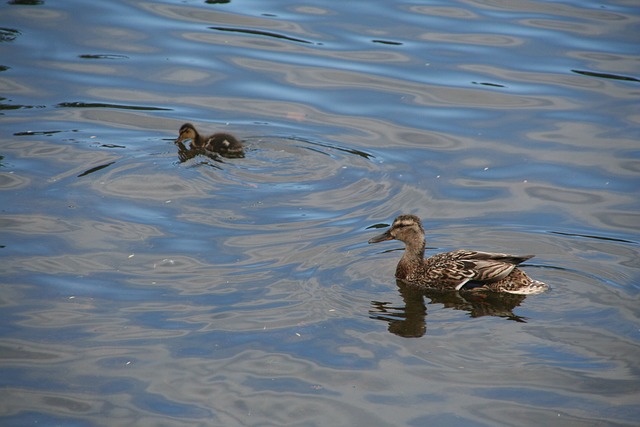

[1,0,639,426]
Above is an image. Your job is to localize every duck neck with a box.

[402,237,426,263]
[192,131,205,147]
[396,235,426,280]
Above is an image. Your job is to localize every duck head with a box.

[176,123,199,144]
[368,214,426,249]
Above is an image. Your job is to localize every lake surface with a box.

[1,0,639,425]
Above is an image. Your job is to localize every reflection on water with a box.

[175,139,225,165]
[1,0,639,425]
[371,281,528,338]
[571,69,640,83]
[77,161,116,177]
[57,101,172,111]
[210,26,318,45]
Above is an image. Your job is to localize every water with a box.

[1,0,639,425]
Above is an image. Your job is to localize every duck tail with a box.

[502,280,549,295]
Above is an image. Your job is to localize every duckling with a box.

[176,123,244,158]
[368,214,548,295]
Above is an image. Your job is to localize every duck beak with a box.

[176,131,193,144]
[368,229,393,244]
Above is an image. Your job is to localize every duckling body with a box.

[176,123,244,158]
[368,214,548,295]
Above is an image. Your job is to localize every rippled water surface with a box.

[1,0,639,425]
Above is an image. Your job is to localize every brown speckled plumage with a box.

[176,123,244,158]
[368,214,548,295]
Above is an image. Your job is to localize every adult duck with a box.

[368,214,548,295]
[176,123,244,158]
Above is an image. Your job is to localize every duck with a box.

[176,123,244,158]
[368,214,548,295]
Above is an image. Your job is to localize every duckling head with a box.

[176,123,198,144]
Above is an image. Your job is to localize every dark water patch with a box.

[477,386,582,410]
[440,182,508,202]
[550,230,637,245]
[14,130,65,136]
[366,222,390,230]
[0,341,68,362]
[372,39,403,46]
[0,28,20,42]
[472,81,506,88]
[284,135,375,160]
[210,26,316,45]
[8,0,44,4]
[619,158,640,174]
[246,376,340,396]
[525,185,603,204]
[0,99,45,111]
[3,413,91,427]
[78,54,130,60]
[132,392,212,419]
[572,69,640,83]
[77,161,116,178]
[56,102,171,111]
[40,396,93,414]
[0,173,29,190]
[526,341,617,371]
[595,212,640,233]
[0,103,27,111]
[38,274,165,302]
[0,214,78,235]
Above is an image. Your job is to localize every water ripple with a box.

[1,0,639,425]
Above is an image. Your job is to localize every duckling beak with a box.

[368,229,393,244]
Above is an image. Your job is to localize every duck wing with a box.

[425,249,533,290]
[419,251,479,287]
[205,133,244,157]
[437,250,534,290]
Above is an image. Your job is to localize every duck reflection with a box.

[370,280,527,338]
[175,138,221,164]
